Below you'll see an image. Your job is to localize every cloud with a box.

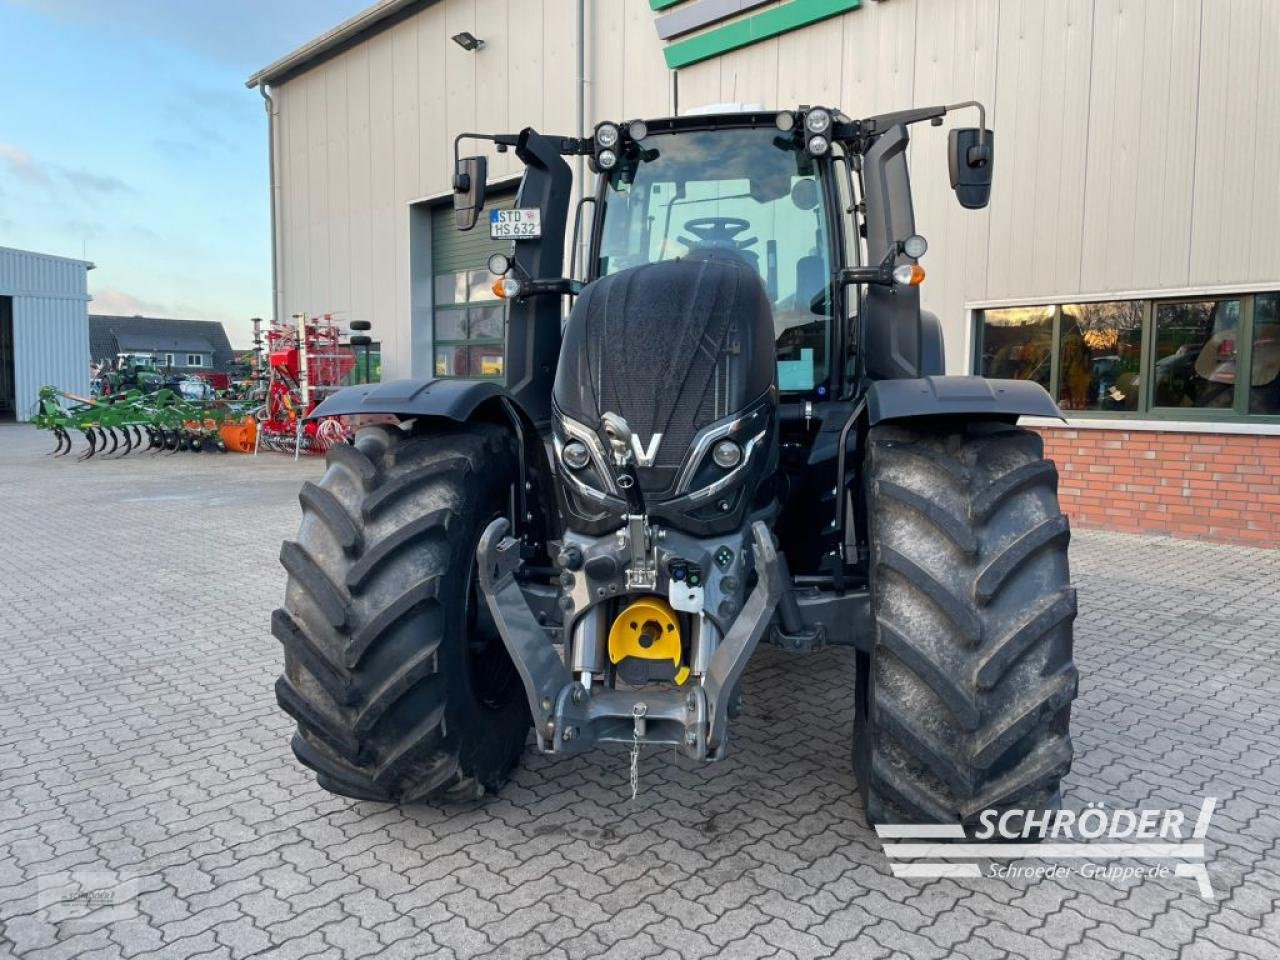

[0,144,52,186]
[0,142,133,196]
[90,285,216,321]
[61,169,131,195]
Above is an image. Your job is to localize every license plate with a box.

[490,208,541,239]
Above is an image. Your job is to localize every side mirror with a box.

[948,128,994,210]
[452,155,488,230]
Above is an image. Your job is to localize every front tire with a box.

[274,421,530,803]
[855,419,1078,827]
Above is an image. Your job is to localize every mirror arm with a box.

[453,131,520,167]
[943,101,987,143]
[943,101,992,165]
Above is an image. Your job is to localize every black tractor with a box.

[273,103,1078,827]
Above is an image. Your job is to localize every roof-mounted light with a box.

[627,119,648,142]
[807,134,830,157]
[595,122,620,148]
[775,111,796,132]
[804,108,832,134]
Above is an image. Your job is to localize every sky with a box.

[0,0,367,347]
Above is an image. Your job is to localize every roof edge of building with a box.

[246,0,435,89]
[0,245,95,268]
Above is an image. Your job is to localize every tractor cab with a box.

[589,118,837,399]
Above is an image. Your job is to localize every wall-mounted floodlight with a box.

[451,32,484,51]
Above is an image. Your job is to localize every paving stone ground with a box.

[1,423,1278,960]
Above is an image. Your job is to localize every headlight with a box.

[712,439,742,469]
[807,135,830,156]
[596,148,617,170]
[562,440,591,470]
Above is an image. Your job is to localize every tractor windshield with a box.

[596,126,834,392]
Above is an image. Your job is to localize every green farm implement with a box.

[33,386,257,459]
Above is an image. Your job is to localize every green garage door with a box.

[431,192,515,380]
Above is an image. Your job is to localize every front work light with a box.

[807,135,830,156]
[775,111,796,132]
[596,148,618,170]
[627,119,648,142]
[902,234,928,259]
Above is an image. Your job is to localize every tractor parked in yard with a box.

[273,102,1078,827]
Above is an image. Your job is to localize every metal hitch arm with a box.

[477,518,570,747]
[703,521,784,757]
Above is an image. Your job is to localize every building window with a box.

[1058,301,1143,412]
[186,353,203,367]
[1251,293,1280,415]
[978,306,1053,390]
[1151,299,1239,411]
[973,291,1280,422]
[433,270,504,379]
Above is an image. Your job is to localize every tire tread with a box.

[857,420,1078,828]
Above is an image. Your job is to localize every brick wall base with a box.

[1032,427,1280,546]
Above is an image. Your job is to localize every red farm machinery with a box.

[255,314,360,455]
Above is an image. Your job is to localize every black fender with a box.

[309,377,561,550]
[866,375,1063,425]
[307,377,506,421]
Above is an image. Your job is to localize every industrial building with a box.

[0,246,91,421]
[249,0,1280,544]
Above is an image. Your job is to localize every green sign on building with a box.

[652,0,861,70]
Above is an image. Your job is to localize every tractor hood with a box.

[553,250,776,496]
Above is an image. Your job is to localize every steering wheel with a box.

[679,216,758,251]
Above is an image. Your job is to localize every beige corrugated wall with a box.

[270,0,1280,379]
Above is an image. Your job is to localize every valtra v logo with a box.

[651,0,861,69]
